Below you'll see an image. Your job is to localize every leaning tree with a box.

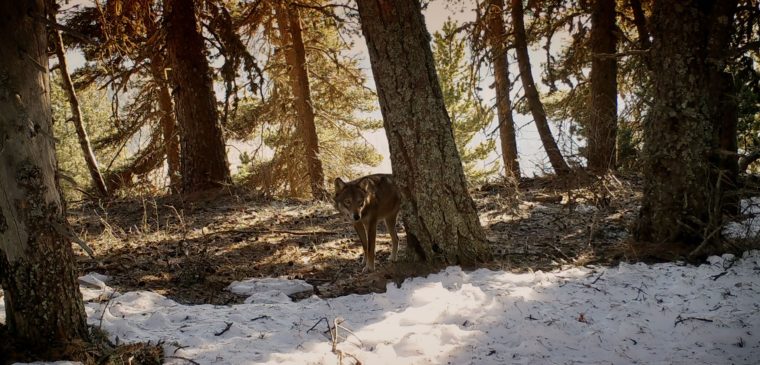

[356,0,491,265]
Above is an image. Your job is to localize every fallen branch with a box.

[674,315,713,327]
[546,242,572,261]
[307,317,329,333]
[98,289,119,329]
[172,343,190,354]
[591,271,605,284]
[330,317,363,365]
[251,315,271,322]
[214,321,233,336]
[231,228,335,236]
[51,221,96,259]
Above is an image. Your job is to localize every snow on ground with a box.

[724,198,760,239]
[228,277,313,304]
[3,253,759,364]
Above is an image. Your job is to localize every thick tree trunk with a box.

[274,2,328,200]
[357,0,491,265]
[587,0,618,172]
[485,0,520,179]
[149,56,181,191]
[635,0,737,244]
[510,0,570,175]
[0,0,90,355]
[52,26,109,197]
[164,0,231,193]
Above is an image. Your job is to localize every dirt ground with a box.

[68,172,747,305]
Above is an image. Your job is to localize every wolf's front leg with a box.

[363,219,377,272]
[353,222,368,265]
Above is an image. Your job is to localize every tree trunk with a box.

[635,0,737,244]
[485,0,520,179]
[356,0,491,265]
[587,0,618,172]
[164,0,231,193]
[707,1,739,215]
[149,56,181,192]
[630,0,651,50]
[629,0,652,68]
[52,25,109,197]
[510,0,570,175]
[274,2,328,200]
[0,0,90,355]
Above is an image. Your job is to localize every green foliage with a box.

[51,74,126,200]
[229,6,382,197]
[432,20,497,184]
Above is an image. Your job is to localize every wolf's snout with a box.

[352,213,360,221]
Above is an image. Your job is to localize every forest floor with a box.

[68,172,758,305]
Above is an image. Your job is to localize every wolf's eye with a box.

[344,199,351,205]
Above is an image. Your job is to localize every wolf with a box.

[333,174,401,272]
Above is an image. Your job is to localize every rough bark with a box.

[587,0,618,172]
[52,25,109,197]
[0,0,90,353]
[149,56,181,191]
[357,0,491,266]
[274,2,328,200]
[510,0,570,174]
[485,0,520,179]
[635,0,737,244]
[164,0,231,193]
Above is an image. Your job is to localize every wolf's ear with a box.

[334,178,346,192]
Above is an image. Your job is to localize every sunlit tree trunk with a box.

[587,0,618,172]
[164,0,231,193]
[52,24,109,197]
[510,0,570,175]
[357,0,491,265]
[274,2,328,200]
[0,0,90,355]
[485,0,520,179]
[149,56,181,192]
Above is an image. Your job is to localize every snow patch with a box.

[4,256,760,364]
[227,277,314,298]
[80,251,760,365]
[723,197,760,239]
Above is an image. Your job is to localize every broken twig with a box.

[214,321,233,336]
[674,315,713,327]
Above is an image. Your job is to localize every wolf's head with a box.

[333,178,368,222]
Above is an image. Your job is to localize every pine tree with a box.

[432,20,497,184]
